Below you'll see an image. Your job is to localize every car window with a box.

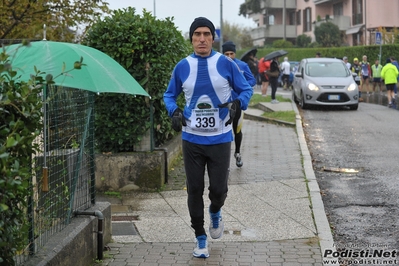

[306,62,350,77]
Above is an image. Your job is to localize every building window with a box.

[303,8,312,32]
[333,2,343,16]
[296,10,301,25]
[352,0,363,25]
[352,31,363,46]
[289,11,295,25]
[269,15,275,25]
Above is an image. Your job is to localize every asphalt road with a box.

[299,100,399,263]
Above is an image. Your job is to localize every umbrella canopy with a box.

[264,49,288,61]
[6,41,149,97]
[240,48,257,63]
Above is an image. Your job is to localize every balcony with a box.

[251,24,296,41]
[261,0,296,9]
[315,15,351,31]
[313,0,335,4]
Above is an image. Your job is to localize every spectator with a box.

[268,56,281,104]
[371,59,383,94]
[280,57,291,90]
[381,58,399,107]
[390,56,399,96]
[343,56,351,70]
[258,56,271,97]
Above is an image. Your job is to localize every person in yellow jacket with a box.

[371,59,383,94]
[381,58,399,107]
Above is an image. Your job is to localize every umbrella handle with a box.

[42,167,49,192]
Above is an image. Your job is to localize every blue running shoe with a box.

[193,235,209,258]
[209,207,224,239]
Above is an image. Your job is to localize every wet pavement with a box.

[96,87,338,266]
[360,90,398,109]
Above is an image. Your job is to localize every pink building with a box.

[248,0,399,46]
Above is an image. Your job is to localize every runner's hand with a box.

[218,99,241,126]
[172,108,186,132]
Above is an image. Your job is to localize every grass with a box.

[104,191,121,198]
[261,110,296,123]
[249,94,296,123]
[249,94,291,106]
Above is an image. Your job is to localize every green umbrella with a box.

[6,40,150,97]
[5,40,150,196]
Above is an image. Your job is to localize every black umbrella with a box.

[240,48,257,63]
[264,49,288,61]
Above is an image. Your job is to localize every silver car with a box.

[292,58,359,110]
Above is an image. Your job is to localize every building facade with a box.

[248,0,399,46]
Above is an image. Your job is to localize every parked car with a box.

[278,61,299,89]
[292,58,359,110]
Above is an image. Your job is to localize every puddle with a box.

[362,93,398,109]
[225,228,256,238]
[322,167,362,173]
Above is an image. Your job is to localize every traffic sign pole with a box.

[376,32,382,63]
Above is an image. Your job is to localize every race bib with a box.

[190,108,220,132]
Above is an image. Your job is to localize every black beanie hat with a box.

[386,58,391,64]
[189,17,215,42]
[222,41,236,54]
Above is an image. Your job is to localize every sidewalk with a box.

[97,88,337,266]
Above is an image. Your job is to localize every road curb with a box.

[291,100,339,266]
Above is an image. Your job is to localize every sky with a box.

[105,0,257,34]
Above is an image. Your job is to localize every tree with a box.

[314,22,342,47]
[216,20,253,51]
[239,0,261,17]
[83,7,191,152]
[0,0,110,42]
[296,34,312,48]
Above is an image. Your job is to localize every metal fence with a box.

[16,86,95,264]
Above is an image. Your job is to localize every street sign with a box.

[215,29,220,42]
[375,32,382,45]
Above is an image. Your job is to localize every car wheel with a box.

[299,92,309,109]
[292,90,299,104]
[348,104,358,110]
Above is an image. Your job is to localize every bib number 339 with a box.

[191,108,220,131]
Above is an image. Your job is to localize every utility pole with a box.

[283,0,286,40]
[219,0,223,52]
[153,0,156,16]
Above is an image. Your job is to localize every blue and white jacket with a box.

[164,50,253,145]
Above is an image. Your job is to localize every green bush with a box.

[272,39,294,48]
[0,45,43,265]
[314,22,341,47]
[296,34,312,48]
[83,7,191,152]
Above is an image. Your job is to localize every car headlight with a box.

[308,83,319,91]
[347,83,357,91]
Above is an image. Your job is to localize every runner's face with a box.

[192,27,213,57]
[224,51,235,59]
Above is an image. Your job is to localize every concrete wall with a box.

[25,202,111,266]
[95,133,182,191]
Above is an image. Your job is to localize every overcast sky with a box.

[105,0,257,34]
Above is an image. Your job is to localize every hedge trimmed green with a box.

[83,7,191,152]
[236,44,399,64]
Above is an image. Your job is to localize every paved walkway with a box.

[97,88,337,266]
